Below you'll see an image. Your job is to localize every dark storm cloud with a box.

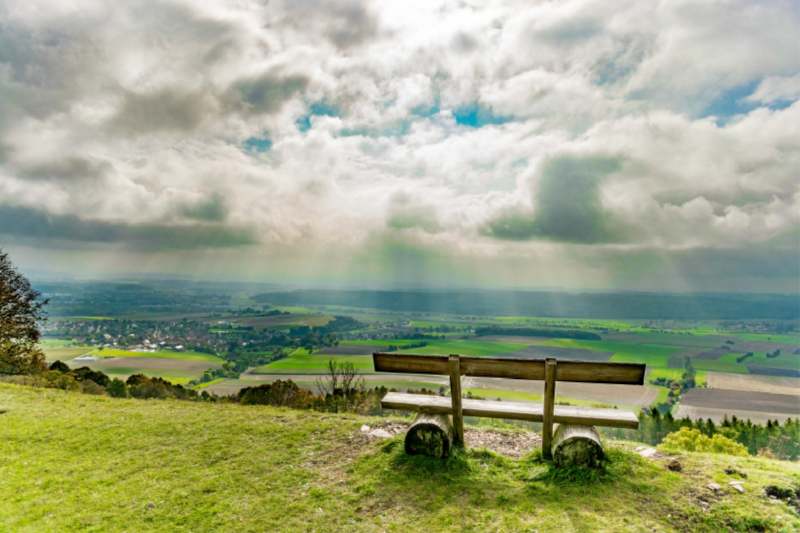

[232,72,309,114]
[484,156,622,243]
[109,89,211,135]
[284,0,378,49]
[0,204,256,250]
[181,193,227,222]
[19,156,113,182]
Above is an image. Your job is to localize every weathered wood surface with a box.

[448,355,464,445]
[381,392,640,429]
[551,424,605,467]
[405,413,454,458]
[541,358,557,459]
[373,353,645,385]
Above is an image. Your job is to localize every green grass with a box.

[191,379,224,390]
[1,383,797,532]
[647,368,708,387]
[91,349,225,364]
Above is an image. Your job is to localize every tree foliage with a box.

[0,250,48,375]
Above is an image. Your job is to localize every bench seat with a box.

[382,392,639,429]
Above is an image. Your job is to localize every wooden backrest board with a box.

[372,352,645,385]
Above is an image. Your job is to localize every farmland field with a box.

[462,376,658,407]
[601,332,737,348]
[679,388,800,415]
[86,356,221,372]
[42,346,95,363]
[316,345,381,356]
[201,313,333,329]
[88,349,225,364]
[707,372,800,395]
[399,340,532,358]
[746,366,800,378]
[646,368,708,387]
[79,367,203,385]
[495,345,614,362]
[251,353,376,375]
[472,336,548,344]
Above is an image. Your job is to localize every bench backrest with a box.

[373,352,646,458]
[373,352,645,385]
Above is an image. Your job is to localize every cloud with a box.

[0,0,796,290]
[484,156,623,243]
[0,204,256,249]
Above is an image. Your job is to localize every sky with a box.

[0,0,798,292]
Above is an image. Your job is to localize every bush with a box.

[660,427,748,457]
[106,378,128,398]
[80,380,107,395]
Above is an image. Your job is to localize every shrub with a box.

[660,427,748,457]
[106,378,128,398]
[80,380,107,395]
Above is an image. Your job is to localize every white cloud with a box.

[0,0,797,289]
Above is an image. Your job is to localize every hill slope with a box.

[0,384,798,532]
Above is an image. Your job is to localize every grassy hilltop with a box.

[1,384,798,533]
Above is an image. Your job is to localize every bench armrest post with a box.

[542,358,557,459]
[449,354,464,446]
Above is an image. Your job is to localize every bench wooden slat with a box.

[373,353,645,385]
[381,392,640,429]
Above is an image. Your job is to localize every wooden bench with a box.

[373,352,646,462]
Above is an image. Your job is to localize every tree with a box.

[0,250,48,375]
[314,358,365,413]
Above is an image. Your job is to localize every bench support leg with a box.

[541,358,557,459]
[449,354,464,446]
[551,424,604,467]
[405,413,454,458]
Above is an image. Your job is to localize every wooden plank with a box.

[381,393,640,429]
[556,361,645,385]
[373,353,449,375]
[373,352,645,385]
[449,354,464,446]
[541,358,557,459]
[552,424,604,467]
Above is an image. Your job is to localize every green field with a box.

[689,360,750,374]
[735,333,800,344]
[647,368,708,387]
[191,378,224,390]
[91,349,225,364]
[42,346,95,363]
[252,350,376,375]
[85,367,203,385]
[400,340,531,357]
[540,339,680,357]
[2,383,799,532]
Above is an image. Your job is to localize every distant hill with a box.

[253,289,800,319]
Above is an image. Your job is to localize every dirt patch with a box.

[359,422,542,458]
[317,345,381,356]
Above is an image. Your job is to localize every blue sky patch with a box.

[452,102,513,128]
[243,135,272,152]
[296,101,340,132]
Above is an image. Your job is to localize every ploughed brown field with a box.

[680,388,800,415]
[746,365,800,378]
[316,345,381,356]
[87,356,221,371]
[707,371,800,395]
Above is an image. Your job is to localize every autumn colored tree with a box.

[0,250,48,375]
